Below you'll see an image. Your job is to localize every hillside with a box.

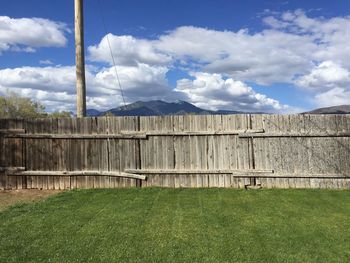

[304,105,350,114]
[87,100,243,116]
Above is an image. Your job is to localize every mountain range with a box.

[86,100,350,117]
[303,105,350,114]
[87,100,245,116]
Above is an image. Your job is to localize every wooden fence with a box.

[0,114,349,190]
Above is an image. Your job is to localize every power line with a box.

[97,0,127,107]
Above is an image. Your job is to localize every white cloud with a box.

[39,59,53,65]
[175,72,292,113]
[0,65,293,113]
[5,10,350,112]
[295,61,350,107]
[88,34,171,66]
[155,25,320,85]
[0,66,76,93]
[0,64,173,112]
[88,9,350,87]
[314,88,350,107]
[88,10,350,89]
[87,27,315,86]
[0,16,69,54]
[261,10,350,69]
[94,63,173,101]
[10,46,36,53]
[296,61,350,91]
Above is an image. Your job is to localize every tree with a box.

[103,111,115,117]
[49,111,72,118]
[0,92,46,118]
[0,92,72,118]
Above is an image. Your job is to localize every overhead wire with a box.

[97,0,127,107]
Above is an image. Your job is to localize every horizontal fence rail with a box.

[0,114,349,190]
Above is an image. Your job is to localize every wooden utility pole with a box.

[75,0,86,117]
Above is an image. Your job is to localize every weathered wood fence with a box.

[1,114,349,190]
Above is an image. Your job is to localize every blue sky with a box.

[1,0,350,113]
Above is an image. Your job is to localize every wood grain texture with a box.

[0,115,349,189]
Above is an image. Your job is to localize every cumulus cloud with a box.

[154,14,350,85]
[88,26,315,86]
[0,64,173,112]
[5,10,350,112]
[154,23,318,85]
[262,10,350,108]
[0,16,69,54]
[39,59,53,65]
[0,66,76,93]
[296,61,350,91]
[263,10,350,68]
[295,61,350,107]
[314,88,350,107]
[175,72,292,113]
[88,34,171,66]
[103,10,350,80]
[0,65,292,113]
[94,63,173,101]
[88,10,350,88]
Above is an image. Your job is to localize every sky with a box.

[1,0,350,113]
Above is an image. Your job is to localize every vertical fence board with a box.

[0,115,349,190]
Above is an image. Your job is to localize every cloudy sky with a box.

[1,0,350,113]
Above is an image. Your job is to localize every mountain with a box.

[304,105,350,114]
[88,102,350,116]
[87,100,244,116]
[86,109,102,116]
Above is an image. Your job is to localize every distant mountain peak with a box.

[87,100,248,117]
[174,100,189,104]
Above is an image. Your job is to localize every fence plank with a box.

[0,115,349,190]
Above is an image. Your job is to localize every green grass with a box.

[0,188,349,263]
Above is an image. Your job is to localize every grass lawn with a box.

[0,188,349,263]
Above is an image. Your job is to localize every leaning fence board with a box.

[239,132,350,138]
[125,169,273,174]
[1,133,147,139]
[7,171,146,180]
[125,169,348,178]
[121,129,264,136]
[240,174,349,179]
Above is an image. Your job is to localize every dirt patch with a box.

[0,190,62,211]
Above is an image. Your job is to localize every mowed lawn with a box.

[0,189,349,263]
